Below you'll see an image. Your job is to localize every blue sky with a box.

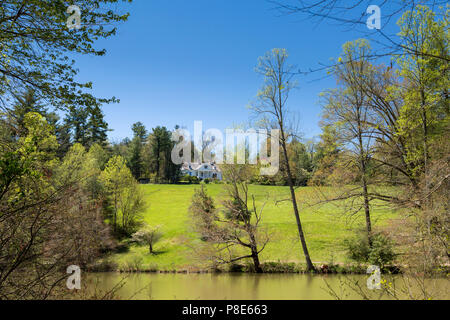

[73,0,393,141]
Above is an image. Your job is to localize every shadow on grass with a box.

[149,250,168,255]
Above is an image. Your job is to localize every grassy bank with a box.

[98,184,398,272]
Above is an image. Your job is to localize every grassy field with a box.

[107,184,398,271]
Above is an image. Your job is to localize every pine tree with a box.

[128,122,147,179]
[87,106,109,147]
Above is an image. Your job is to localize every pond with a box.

[85,273,449,300]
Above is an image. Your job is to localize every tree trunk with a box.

[251,248,262,273]
[149,243,153,254]
[362,175,372,247]
[280,133,316,272]
[356,105,372,247]
[248,231,262,273]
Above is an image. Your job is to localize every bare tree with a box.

[250,48,315,271]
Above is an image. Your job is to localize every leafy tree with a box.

[88,143,110,170]
[131,225,163,254]
[100,155,145,236]
[0,113,112,299]
[321,39,378,245]
[0,0,131,111]
[396,5,449,186]
[310,125,343,185]
[287,139,314,186]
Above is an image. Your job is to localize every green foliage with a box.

[131,225,163,254]
[0,0,131,110]
[100,155,145,236]
[180,175,200,184]
[344,231,397,268]
[189,185,217,241]
[64,106,109,149]
[127,122,148,179]
[395,5,449,178]
[146,126,181,183]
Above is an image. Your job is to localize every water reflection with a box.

[85,273,448,300]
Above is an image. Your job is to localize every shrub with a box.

[190,176,200,184]
[368,234,397,268]
[344,231,396,268]
[261,262,297,273]
[228,263,245,272]
[88,259,118,272]
[121,255,143,272]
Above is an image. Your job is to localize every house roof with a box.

[181,162,221,172]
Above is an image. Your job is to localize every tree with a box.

[395,6,449,194]
[132,225,163,254]
[321,40,378,246]
[100,155,145,236]
[86,106,109,147]
[189,166,269,273]
[132,122,148,141]
[8,89,57,135]
[65,105,109,148]
[250,48,315,271]
[65,106,89,146]
[148,126,170,182]
[310,125,343,185]
[286,139,314,186]
[0,0,131,112]
[147,126,180,183]
[128,122,147,179]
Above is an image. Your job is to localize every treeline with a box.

[7,88,182,183]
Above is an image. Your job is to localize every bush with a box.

[120,255,143,272]
[368,234,397,268]
[180,175,192,184]
[228,263,245,272]
[190,176,200,184]
[88,259,118,272]
[261,262,298,273]
[344,231,396,268]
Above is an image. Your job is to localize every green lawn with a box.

[108,184,398,271]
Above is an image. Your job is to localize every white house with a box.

[181,162,222,181]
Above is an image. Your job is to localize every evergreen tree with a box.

[86,106,109,147]
[128,122,147,179]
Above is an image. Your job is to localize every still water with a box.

[85,273,448,300]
